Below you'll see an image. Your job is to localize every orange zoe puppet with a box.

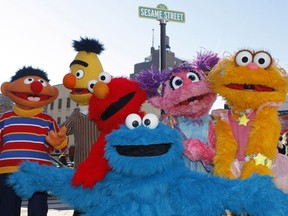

[208,49,288,192]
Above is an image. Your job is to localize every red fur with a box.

[72,77,147,188]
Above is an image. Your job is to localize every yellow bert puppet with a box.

[62,37,105,169]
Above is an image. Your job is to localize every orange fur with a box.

[208,49,288,179]
[213,116,238,178]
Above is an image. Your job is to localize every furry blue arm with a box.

[8,161,73,199]
[170,173,288,216]
[7,161,106,213]
[226,175,288,216]
[169,173,229,216]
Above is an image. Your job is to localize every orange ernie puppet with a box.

[0,66,67,215]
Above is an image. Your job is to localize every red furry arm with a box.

[72,133,111,188]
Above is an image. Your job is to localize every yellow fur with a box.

[208,49,288,179]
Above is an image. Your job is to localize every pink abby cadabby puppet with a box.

[136,51,219,173]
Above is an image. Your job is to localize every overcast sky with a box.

[1,0,287,109]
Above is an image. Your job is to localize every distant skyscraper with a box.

[130,36,184,80]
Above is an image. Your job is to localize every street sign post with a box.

[138,4,185,70]
[138,4,185,23]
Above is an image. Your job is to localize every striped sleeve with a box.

[61,108,79,135]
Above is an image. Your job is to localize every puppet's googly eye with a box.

[75,70,84,79]
[24,78,34,84]
[254,52,272,69]
[187,71,200,82]
[38,79,47,87]
[98,72,111,83]
[235,50,253,66]
[169,76,183,90]
[125,113,141,129]
[142,113,159,129]
[87,80,97,93]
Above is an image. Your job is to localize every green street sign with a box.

[139,4,185,23]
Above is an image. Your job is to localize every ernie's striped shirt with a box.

[0,109,60,174]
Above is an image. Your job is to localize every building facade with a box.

[130,37,184,80]
[0,94,13,115]
[45,84,78,149]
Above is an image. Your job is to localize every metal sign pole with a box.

[159,19,167,71]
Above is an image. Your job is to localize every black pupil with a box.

[144,119,150,126]
[258,58,265,64]
[189,75,195,81]
[175,79,182,86]
[242,56,248,63]
[132,121,139,128]
[100,75,106,81]
[90,83,94,89]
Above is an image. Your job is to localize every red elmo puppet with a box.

[72,72,147,188]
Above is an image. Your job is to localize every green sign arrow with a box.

[139,5,185,23]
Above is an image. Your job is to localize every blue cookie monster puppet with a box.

[8,113,288,215]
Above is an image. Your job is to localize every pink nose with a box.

[247,62,258,70]
[31,81,43,93]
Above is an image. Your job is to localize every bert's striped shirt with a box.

[0,109,60,174]
[63,108,99,168]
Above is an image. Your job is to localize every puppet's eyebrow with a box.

[70,60,88,67]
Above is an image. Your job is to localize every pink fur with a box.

[184,138,215,164]
[137,51,220,173]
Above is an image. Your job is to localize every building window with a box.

[66,98,71,108]
[57,117,61,125]
[50,101,54,110]
[58,98,62,110]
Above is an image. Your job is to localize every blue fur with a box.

[8,122,288,215]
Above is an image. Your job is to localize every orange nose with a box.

[93,82,109,99]
[63,74,76,89]
[31,81,43,93]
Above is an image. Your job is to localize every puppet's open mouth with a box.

[70,88,90,94]
[178,94,206,106]
[115,143,172,156]
[225,84,274,91]
[101,92,136,121]
[13,92,50,101]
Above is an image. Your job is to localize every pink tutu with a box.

[271,153,288,193]
[230,153,288,193]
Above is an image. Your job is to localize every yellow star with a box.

[238,114,249,126]
[252,153,272,168]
